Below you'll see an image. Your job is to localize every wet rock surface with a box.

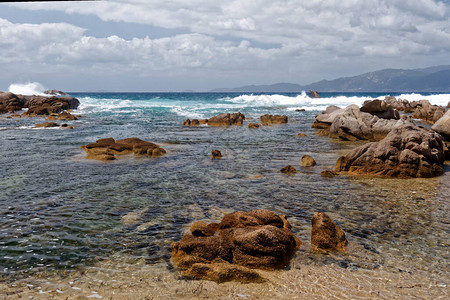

[171,209,300,282]
[207,112,244,126]
[280,165,297,175]
[335,125,445,178]
[301,155,316,167]
[259,114,288,125]
[82,137,166,161]
[311,212,348,252]
[211,149,222,159]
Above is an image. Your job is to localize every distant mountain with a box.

[210,65,450,92]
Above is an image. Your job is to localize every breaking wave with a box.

[8,82,47,96]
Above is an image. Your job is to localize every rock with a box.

[320,170,338,177]
[411,100,446,124]
[248,123,260,129]
[0,92,25,113]
[301,155,316,167]
[297,133,306,137]
[432,110,450,140]
[46,115,57,121]
[57,111,78,121]
[313,105,412,141]
[211,149,222,159]
[207,112,244,126]
[183,261,264,283]
[190,119,200,126]
[360,99,400,120]
[309,90,321,98]
[280,165,296,175]
[82,137,165,160]
[171,209,300,282]
[447,101,450,109]
[44,89,68,96]
[311,212,348,252]
[259,114,288,125]
[296,108,306,112]
[60,124,74,129]
[183,119,191,126]
[383,96,414,113]
[335,125,445,178]
[35,122,59,128]
[199,119,208,125]
[22,95,80,116]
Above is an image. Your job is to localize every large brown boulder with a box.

[259,114,288,125]
[57,111,78,121]
[82,137,165,161]
[411,100,446,124]
[309,90,321,98]
[23,96,80,116]
[361,99,400,120]
[207,112,244,126]
[171,209,300,282]
[335,125,445,178]
[0,92,26,113]
[432,110,450,140]
[313,105,411,141]
[300,155,316,167]
[311,212,347,252]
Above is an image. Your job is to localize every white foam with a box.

[396,93,450,106]
[8,82,47,96]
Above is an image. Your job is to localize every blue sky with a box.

[1,0,449,92]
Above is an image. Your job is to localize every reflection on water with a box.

[0,94,449,298]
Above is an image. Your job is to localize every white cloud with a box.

[1,0,449,90]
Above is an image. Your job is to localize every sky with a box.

[0,0,449,92]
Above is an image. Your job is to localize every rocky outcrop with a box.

[313,105,411,141]
[383,96,414,113]
[82,137,166,161]
[280,165,296,175]
[300,155,316,167]
[309,90,321,98]
[361,99,400,120]
[207,112,245,126]
[171,209,300,282]
[183,119,207,126]
[432,110,450,140]
[211,149,222,159]
[44,89,68,96]
[411,100,446,124]
[259,114,288,125]
[311,212,347,252]
[0,92,26,113]
[23,96,80,116]
[335,125,445,178]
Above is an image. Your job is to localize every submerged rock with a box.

[335,125,445,178]
[171,209,300,282]
[311,212,348,252]
[207,112,244,126]
[259,114,288,125]
[57,111,78,121]
[320,170,338,177]
[432,110,450,140]
[248,123,260,129]
[82,137,166,161]
[280,165,297,175]
[35,122,59,128]
[211,149,222,159]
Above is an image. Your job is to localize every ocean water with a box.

[0,92,449,299]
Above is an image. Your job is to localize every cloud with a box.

[1,0,449,90]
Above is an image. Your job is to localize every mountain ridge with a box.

[210,65,450,93]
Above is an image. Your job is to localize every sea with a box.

[0,90,449,299]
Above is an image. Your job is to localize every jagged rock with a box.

[313,105,411,141]
[57,111,78,121]
[183,119,191,126]
[23,95,80,116]
[82,137,166,161]
[211,149,222,159]
[280,165,296,175]
[44,89,68,96]
[207,112,244,126]
[311,212,348,252]
[171,209,300,282]
[0,92,26,113]
[35,122,59,128]
[248,123,260,129]
[259,114,288,125]
[300,155,316,167]
[309,90,321,98]
[335,125,445,178]
[320,170,338,177]
[411,100,446,124]
[432,110,450,140]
